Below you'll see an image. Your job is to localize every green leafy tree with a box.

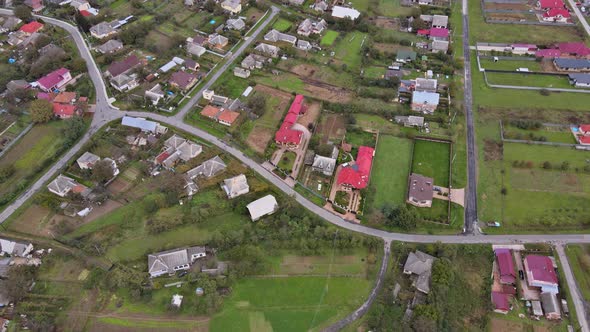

[30,99,53,123]
[91,159,115,183]
[14,5,32,21]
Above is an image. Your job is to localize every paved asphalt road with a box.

[565,0,590,36]
[174,7,279,120]
[556,245,590,332]
[461,0,478,235]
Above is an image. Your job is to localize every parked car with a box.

[177,271,188,278]
[519,270,524,280]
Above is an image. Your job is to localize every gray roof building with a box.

[186,156,227,179]
[431,40,449,53]
[89,21,117,39]
[297,39,312,50]
[77,151,100,169]
[0,238,33,257]
[395,115,424,127]
[264,29,297,45]
[226,18,246,30]
[97,39,123,54]
[541,292,561,320]
[234,67,251,78]
[122,116,168,134]
[554,58,590,71]
[568,73,590,86]
[246,195,278,221]
[255,43,280,57]
[415,78,438,92]
[312,155,336,176]
[241,53,269,69]
[403,250,436,294]
[147,246,206,278]
[222,174,250,199]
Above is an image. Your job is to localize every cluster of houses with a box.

[415,14,450,53]
[492,248,567,321]
[398,76,441,114]
[0,237,43,308]
[199,89,242,126]
[22,0,100,16]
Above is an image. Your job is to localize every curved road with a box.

[0,7,589,331]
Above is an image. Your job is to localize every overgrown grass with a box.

[320,30,339,47]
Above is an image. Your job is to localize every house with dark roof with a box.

[396,49,417,63]
[186,156,227,179]
[337,146,375,189]
[96,39,123,54]
[407,173,433,207]
[541,292,562,320]
[147,246,206,277]
[312,155,336,176]
[255,43,280,58]
[403,251,436,294]
[169,71,198,91]
[524,255,559,293]
[554,58,590,71]
[106,54,140,78]
[264,29,297,45]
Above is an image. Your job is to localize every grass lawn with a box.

[254,73,306,94]
[272,18,292,32]
[411,140,451,187]
[369,136,413,210]
[478,58,543,72]
[345,130,376,148]
[363,66,385,79]
[334,31,367,70]
[377,0,414,16]
[503,125,577,144]
[485,72,574,89]
[410,199,449,224]
[213,69,251,99]
[320,30,339,47]
[268,250,369,275]
[209,276,372,332]
[468,0,586,44]
[278,151,297,172]
[0,121,68,201]
[565,245,590,301]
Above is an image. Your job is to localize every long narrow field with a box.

[368,136,413,210]
[411,139,451,187]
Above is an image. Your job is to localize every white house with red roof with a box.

[337,146,375,190]
[524,255,559,294]
[19,21,44,34]
[542,8,570,22]
[52,103,76,119]
[537,0,565,9]
[36,68,72,92]
[275,95,306,149]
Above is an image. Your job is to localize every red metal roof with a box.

[218,110,240,125]
[275,95,305,145]
[429,28,449,38]
[539,0,564,8]
[525,255,558,285]
[495,249,516,284]
[543,8,570,18]
[37,68,69,91]
[579,124,590,133]
[417,29,430,36]
[80,10,91,17]
[155,151,170,164]
[337,146,375,189]
[535,49,561,58]
[52,103,76,117]
[491,291,510,312]
[579,136,590,144]
[557,42,590,56]
[19,21,44,34]
[200,105,220,119]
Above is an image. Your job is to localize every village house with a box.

[53,91,76,104]
[70,0,91,11]
[96,39,123,54]
[222,174,250,199]
[145,84,165,105]
[407,173,433,207]
[184,59,200,71]
[492,291,511,314]
[0,16,22,34]
[297,40,312,51]
[0,238,33,257]
[542,8,570,22]
[110,73,138,92]
[52,103,77,119]
[234,67,251,78]
[420,14,449,29]
[77,151,100,169]
[396,49,417,63]
[200,105,240,126]
[24,0,44,12]
[208,33,229,49]
[568,73,590,87]
[186,36,207,57]
[89,21,117,39]
[155,135,202,169]
[226,18,246,31]
[431,40,449,53]
[255,43,280,57]
[312,155,336,176]
[47,174,88,197]
[537,0,565,10]
[495,249,516,284]
[275,95,306,148]
[313,0,329,12]
[246,195,279,221]
[264,29,297,45]
[297,18,327,36]
[221,0,241,14]
[169,71,198,91]
[411,91,440,114]
[332,6,361,20]
[147,246,206,278]
[403,251,436,294]
[19,21,44,35]
[337,146,375,189]
[415,78,438,92]
[241,54,270,69]
[122,116,168,134]
[186,156,227,180]
[105,54,140,78]
[395,115,424,128]
[36,67,72,92]
[524,255,559,293]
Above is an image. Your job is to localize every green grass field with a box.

[363,66,384,79]
[334,31,367,70]
[278,151,296,172]
[376,0,414,16]
[273,18,292,32]
[0,121,68,199]
[369,136,412,210]
[210,276,372,332]
[479,58,543,72]
[565,245,590,301]
[320,30,339,47]
[411,140,451,187]
[254,73,305,94]
[486,72,574,89]
[503,126,577,144]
